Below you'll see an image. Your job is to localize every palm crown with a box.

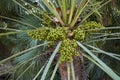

[0,0,120,80]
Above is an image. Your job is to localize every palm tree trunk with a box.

[59,56,88,80]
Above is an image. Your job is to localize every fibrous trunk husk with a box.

[59,56,88,80]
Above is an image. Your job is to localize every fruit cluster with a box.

[73,21,104,41]
[79,21,104,34]
[28,27,49,41]
[73,28,85,41]
[59,39,79,62]
[42,12,53,25]
[47,27,66,41]
[28,27,66,41]
[27,21,104,62]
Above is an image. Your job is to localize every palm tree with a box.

[0,0,120,80]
